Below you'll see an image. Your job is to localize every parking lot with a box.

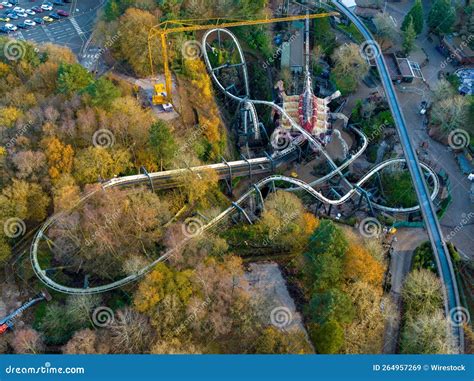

[3,0,105,55]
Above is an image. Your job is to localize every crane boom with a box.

[148,12,338,104]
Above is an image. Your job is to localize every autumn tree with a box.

[53,188,171,279]
[1,180,49,221]
[10,150,47,182]
[373,13,398,49]
[254,327,313,354]
[42,137,74,180]
[63,329,99,354]
[116,8,159,76]
[0,106,22,128]
[343,281,385,353]
[431,94,469,133]
[258,191,318,251]
[179,168,219,207]
[344,241,384,286]
[52,174,81,212]
[107,96,155,152]
[134,262,194,336]
[402,269,443,317]
[109,308,154,354]
[331,43,369,94]
[11,327,44,354]
[73,147,132,184]
[400,310,454,354]
[150,337,202,354]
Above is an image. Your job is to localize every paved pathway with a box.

[383,228,428,353]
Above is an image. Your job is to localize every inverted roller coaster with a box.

[31,16,440,297]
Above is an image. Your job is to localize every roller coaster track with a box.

[332,0,463,352]
[29,17,451,356]
[30,157,438,295]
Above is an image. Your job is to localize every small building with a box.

[281,21,304,74]
[441,35,474,65]
[368,53,424,83]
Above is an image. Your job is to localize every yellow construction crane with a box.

[147,12,338,105]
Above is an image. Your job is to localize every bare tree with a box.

[11,327,44,354]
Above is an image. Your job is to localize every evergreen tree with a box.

[401,0,424,35]
[428,0,456,35]
[402,16,417,55]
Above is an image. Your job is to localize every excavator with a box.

[0,290,51,335]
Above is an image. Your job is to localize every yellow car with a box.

[0,17,10,22]
[43,16,54,23]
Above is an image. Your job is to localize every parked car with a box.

[0,17,10,22]
[0,26,9,33]
[24,19,36,26]
[25,9,36,15]
[1,2,12,8]
[6,13,18,19]
[17,22,28,29]
[12,7,24,13]
[33,17,44,24]
[16,11,27,17]
[4,23,17,31]
[32,6,43,13]
[41,4,53,11]
[49,12,59,19]
[42,15,53,22]
[56,9,68,17]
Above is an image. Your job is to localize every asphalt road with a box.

[6,0,105,54]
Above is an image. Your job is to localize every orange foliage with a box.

[42,137,74,180]
[344,242,384,287]
[302,213,319,235]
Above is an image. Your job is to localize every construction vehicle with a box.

[148,12,337,105]
[0,290,51,335]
